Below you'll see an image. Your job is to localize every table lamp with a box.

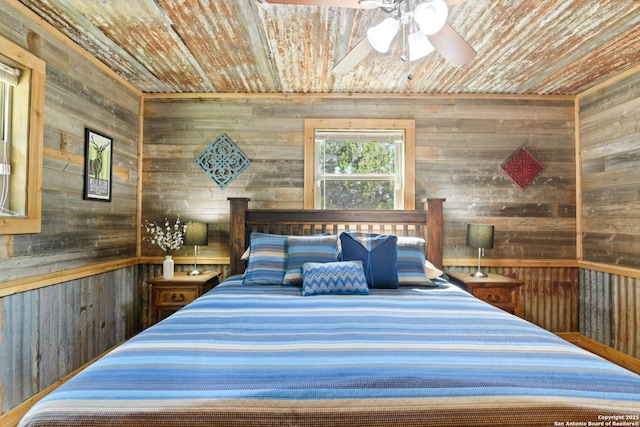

[466,223,494,278]
[184,222,208,276]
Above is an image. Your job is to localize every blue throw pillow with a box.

[301,261,369,296]
[243,232,287,285]
[397,237,433,286]
[284,234,338,285]
[339,231,398,289]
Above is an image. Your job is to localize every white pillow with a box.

[424,260,443,279]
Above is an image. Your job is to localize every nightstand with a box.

[146,271,221,327]
[447,272,524,316]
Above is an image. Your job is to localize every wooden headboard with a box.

[228,198,445,276]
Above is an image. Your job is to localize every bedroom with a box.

[1,0,640,425]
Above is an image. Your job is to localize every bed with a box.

[20,198,640,427]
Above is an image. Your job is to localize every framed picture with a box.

[83,128,113,201]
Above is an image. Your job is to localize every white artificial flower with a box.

[142,216,186,255]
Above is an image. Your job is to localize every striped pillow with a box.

[301,261,369,296]
[243,232,287,285]
[397,237,433,286]
[284,234,338,285]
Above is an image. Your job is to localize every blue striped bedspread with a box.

[20,276,640,426]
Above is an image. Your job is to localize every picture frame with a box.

[83,128,113,201]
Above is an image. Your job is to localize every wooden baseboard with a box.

[556,332,640,375]
[444,258,578,268]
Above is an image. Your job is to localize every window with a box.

[1,61,21,215]
[304,119,415,210]
[0,36,45,234]
[314,129,405,209]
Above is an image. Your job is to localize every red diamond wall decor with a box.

[501,147,544,190]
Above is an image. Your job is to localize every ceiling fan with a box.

[264,0,476,74]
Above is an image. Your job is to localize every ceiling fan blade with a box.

[264,0,366,7]
[331,37,373,74]
[265,0,467,10]
[428,23,476,67]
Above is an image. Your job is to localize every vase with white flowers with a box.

[143,216,186,278]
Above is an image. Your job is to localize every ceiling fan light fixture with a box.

[413,0,448,36]
[358,0,383,7]
[408,31,435,61]
[359,0,399,8]
[367,17,400,53]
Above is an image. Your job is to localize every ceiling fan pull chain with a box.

[401,10,408,62]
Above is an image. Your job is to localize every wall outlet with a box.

[0,164,11,175]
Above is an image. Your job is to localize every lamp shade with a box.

[413,0,448,36]
[466,224,494,249]
[408,31,435,61]
[358,0,384,7]
[367,17,400,53]
[184,222,209,246]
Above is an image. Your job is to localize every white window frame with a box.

[304,119,415,210]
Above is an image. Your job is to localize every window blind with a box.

[0,61,20,87]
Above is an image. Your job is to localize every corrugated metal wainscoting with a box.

[447,266,579,333]
[579,269,639,359]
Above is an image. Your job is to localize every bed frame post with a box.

[228,197,250,276]
[425,198,446,270]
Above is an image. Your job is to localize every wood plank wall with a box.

[0,2,140,286]
[577,67,640,358]
[143,95,579,335]
[143,95,577,264]
[579,70,640,269]
[0,1,140,419]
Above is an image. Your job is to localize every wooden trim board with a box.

[0,258,139,298]
[557,332,640,375]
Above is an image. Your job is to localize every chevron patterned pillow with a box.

[301,261,369,296]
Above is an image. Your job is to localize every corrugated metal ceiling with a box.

[16,0,640,95]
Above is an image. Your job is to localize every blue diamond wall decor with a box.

[195,134,251,189]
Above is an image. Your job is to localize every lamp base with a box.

[188,268,202,276]
[471,247,488,278]
[471,270,488,278]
